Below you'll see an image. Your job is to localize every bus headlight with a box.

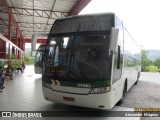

[90,87,111,94]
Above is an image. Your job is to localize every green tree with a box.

[141,50,150,71]
[154,57,160,69]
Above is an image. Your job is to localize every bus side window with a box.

[112,45,122,83]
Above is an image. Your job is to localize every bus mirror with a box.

[110,28,119,53]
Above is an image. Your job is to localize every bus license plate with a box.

[63,97,75,102]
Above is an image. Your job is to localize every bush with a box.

[24,55,34,64]
[147,66,159,72]
[0,61,5,67]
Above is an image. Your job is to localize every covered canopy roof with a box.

[0,0,91,39]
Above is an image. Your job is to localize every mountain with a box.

[146,49,160,60]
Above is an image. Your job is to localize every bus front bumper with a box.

[42,86,113,110]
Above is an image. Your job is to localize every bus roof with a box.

[50,13,116,35]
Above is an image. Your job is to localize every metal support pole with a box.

[8,14,11,66]
[16,27,19,59]
[22,37,24,61]
[19,35,22,60]
[18,37,20,60]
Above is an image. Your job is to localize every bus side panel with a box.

[111,77,125,105]
[123,67,137,91]
[123,54,141,91]
[123,27,141,91]
[110,16,125,106]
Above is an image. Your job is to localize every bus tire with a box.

[134,72,140,85]
[134,79,138,85]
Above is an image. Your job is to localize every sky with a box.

[79,0,160,50]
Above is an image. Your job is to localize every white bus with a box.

[32,13,141,109]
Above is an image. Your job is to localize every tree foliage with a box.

[154,57,160,69]
[141,50,160,72]
[147,66,159,72]
[141,50,150,71]
[25,55,34,64]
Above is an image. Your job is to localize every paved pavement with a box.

[120,72,160,120]
[140,72,160,84]
[120,72,160,108]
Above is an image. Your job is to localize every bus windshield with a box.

[44,33,112,82]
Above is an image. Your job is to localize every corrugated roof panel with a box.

[34,17,48,23]
[34,0,55,10]
[6,0,55,10]
[21,27,50,31]
[45,25,52,30]
[0,13,8,20]
[17,16,47,23]
[54,0,77,12]
[1,0,89,39]
[17,16,33,23]
[48,19,55,25]
[6,0,31,9]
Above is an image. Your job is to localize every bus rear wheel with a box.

[134,72,140,85]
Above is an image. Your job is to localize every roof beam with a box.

[44,0,57,30]
[0,17,8,26]
[0,18,52,29]
[10,0,23,38]
[1,0,23,37]
[0,5,68,19]
[68,0,92,16]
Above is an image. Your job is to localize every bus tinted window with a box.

[44,33,112,82]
